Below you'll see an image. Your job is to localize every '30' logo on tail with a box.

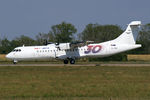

[84,45,102,54]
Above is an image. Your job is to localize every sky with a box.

[0,0,150,40]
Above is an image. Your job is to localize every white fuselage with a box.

[6,21,142,63]
[6,41,141,61]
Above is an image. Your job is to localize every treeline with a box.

[0,22,150,61]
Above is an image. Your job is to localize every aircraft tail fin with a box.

[114,21,141,44]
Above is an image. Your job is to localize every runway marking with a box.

[0,64,150,67]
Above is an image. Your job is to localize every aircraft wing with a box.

[70,41,94,49]
[56,41,94,50]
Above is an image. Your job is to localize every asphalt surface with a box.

[0,63,150,67]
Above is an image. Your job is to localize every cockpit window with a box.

[12,49,21,52]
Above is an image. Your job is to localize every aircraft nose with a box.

[6,53,12,59]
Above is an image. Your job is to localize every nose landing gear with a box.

[13,60,18,64]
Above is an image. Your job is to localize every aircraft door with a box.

[50,49,57,58]
[55,50,66,58]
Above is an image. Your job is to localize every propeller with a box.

[43,39,48,45]
[43,39,55,45]
[55,38,60,50]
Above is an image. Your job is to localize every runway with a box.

[0,63,150,67]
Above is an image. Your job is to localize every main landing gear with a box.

[64,59,69,64]
[70,59,75,64]
[64,59,75,64]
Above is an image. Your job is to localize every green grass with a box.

[0,65,150,100]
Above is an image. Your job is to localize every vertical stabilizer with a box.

[114,21,141,44]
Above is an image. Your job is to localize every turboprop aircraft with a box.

[6,21,142,64]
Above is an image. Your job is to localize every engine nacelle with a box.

[56,43,70,50]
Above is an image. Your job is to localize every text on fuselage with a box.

[84,45,102,54]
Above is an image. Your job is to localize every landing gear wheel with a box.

[70,59,75,64]
[64,60,68,64]
[13,62,17,64]
[13,60,18,64]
